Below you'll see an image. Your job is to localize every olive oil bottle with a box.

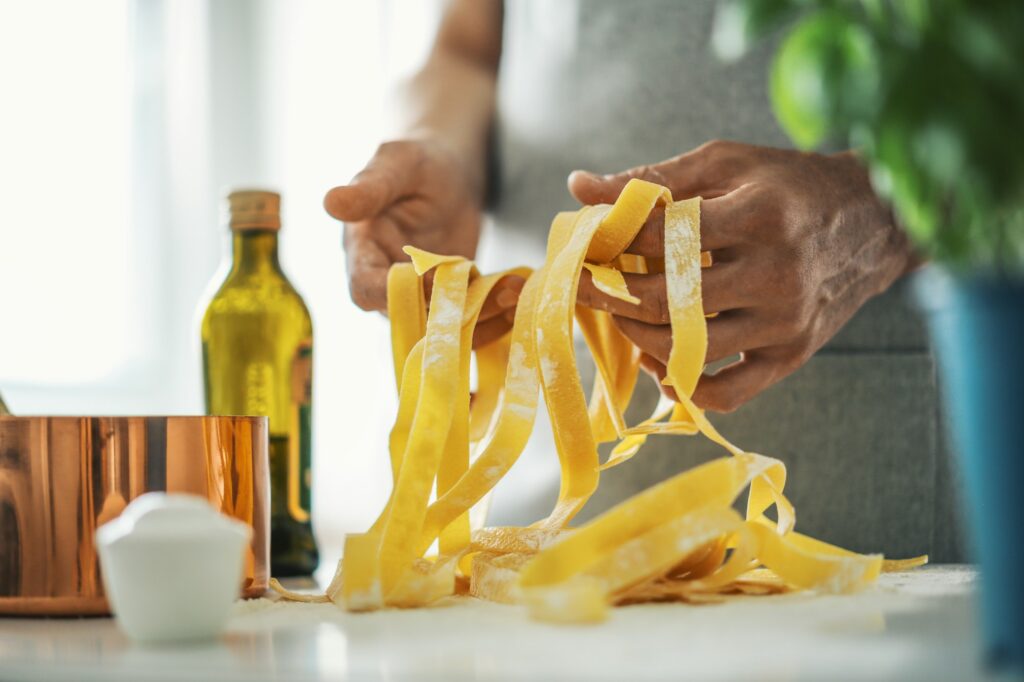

[201,190,318,576]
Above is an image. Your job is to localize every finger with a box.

[568,165,673,205]
[324,142,419,222]
[700,259,756,314]
[568,143,740,207]
[699,193,752,252]
[622,206,668,257]
[639,353,678,401]
[580,265,748,323]
[656,139,752,199]
[472,310,516,349]
[345,223,392,312]
[477,275,525,323]
[578,269,668,324]
[613,315,672,365]
[610,191,749,262]
[615,308,780,368]
[705,311,786,364]
[692,352,786,413]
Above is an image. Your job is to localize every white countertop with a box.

[0,566,1008,682]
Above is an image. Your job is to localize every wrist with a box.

[393,51,494,205]
[392,132,488,206]
[833,149,926,281]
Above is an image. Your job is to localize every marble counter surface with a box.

[0,566,1007,682]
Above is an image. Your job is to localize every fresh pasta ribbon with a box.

[278,178,925,620]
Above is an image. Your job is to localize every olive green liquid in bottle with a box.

[201,190,318,576]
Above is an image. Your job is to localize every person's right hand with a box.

[325,139,522,347]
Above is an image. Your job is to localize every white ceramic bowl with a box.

[95,493,251,644]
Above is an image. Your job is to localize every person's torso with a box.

[482,0,963,561]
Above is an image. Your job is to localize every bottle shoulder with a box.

[203,271,311,326]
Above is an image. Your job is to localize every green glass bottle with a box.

[201,190,318,576]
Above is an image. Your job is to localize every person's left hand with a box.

[569,140,921,413]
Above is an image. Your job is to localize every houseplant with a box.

[714,0,1024,671]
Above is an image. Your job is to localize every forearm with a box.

[391,0,502,203]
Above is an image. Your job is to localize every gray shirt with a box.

[480,0,965,561]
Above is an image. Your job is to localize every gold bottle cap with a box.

[227,190,281,231]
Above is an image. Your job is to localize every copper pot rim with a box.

[0,415,269,422]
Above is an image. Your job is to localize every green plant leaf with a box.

[712,0,798,62]
[769,10,878,149]
[770,12,833,148]
[753,0,1024,269]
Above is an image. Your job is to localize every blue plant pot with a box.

[916,267,1024,672]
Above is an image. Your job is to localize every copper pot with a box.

[0,415,270,615]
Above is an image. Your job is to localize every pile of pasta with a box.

[275,179,925,622]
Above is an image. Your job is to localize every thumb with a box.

[324,142,417,222]
[568,164,670,206]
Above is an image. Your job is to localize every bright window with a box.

[0,0,443,565]
[0,0,132,383]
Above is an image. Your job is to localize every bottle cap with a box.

[226,189,281,231]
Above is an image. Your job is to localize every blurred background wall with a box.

[0,0,440,579]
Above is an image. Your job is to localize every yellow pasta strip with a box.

[386,340,424,496]
[518,453,784,589]
[581,262,640,305]
[661,198,706,399]
[536,205,612,527]
[339,532,384,610]
[585,507,743,597]
[605,317,643,422]
[614,253,648,275]
[404,246,467,272]
[586,180,672,264]
[328,340,426,607]
[750,522,882,592]
[438,271,512,554]
[539,181,672,526]
[386,263,426,394]
[470,526,564,555]
[378,259,472,597]
[575,306,627,442]
[416,265,544,554]
[291,177,916,620]
[882,555,930,572]
[602,437,646,469]
[644,202,798,534]
[605,395,696,470]
[605,200,712,459]
[437,317,473,555]
[682,524,761,592]
[521,576,607,624]
[470,552,530,605]
[469,332,511,443]
[387,556,460,608]
[673,538,729,581]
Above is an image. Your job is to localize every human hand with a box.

[325,139,521,347]
[570,140,920,412]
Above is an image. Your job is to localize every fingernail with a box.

[570,170,599,182]
[495,289,520,309]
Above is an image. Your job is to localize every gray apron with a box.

[479,0,966,562]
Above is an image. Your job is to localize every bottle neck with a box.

[230,230,281,275]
